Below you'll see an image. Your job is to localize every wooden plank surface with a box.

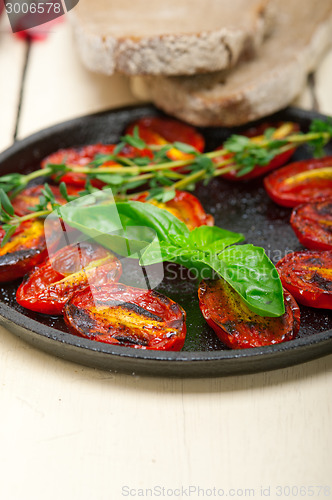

[0,18,332,500]
[316,50,332,115]
[0,16,27,151]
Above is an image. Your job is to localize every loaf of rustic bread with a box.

[130,0,332,126]
[70,0,276,76]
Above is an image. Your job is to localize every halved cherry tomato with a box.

[12,184,82,216]
[64,283,186,350]
[276,250,332,309]
[264,156,332,207]
[0,220,50,282]
[198,279,300,349]
[42,144,119,188]
[132,190,214,229]
[42,143,153,188]
[125,116,205,161]
[290,200,332,251]
[214,122,299,181]
[16,241,122,314]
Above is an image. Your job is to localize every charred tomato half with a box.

[264,156,332,207]
[16,241,122,314]
[0,220,49,283]
[64,283,186,350]
[290,200,332,251]
[276,250,332,309]
[198,279,300,349]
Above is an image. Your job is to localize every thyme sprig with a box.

[1,119,332,245]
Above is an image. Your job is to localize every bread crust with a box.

[70,0,275,76]
[131,0,332,126]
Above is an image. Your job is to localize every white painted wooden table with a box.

[0,15,332,500]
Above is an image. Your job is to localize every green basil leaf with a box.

[205,244,285,317]
[188,226,244,251]
[116,201,189,241]
[140,240,215,278]
[141,240,193,265]
[59,197,186,256]
[140,241,183,266]
[60,201,121,235]
[58,201,151,256]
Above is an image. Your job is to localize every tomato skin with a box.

[264,156,332,207]
[276,250,332,309]
[290,200,332,251]
[16,242,122,314]
[125,116,205,159]
[198,279,300,349]
[0,220,50,283]
[11,184,82,216]
[215,122,299,181]
[64,283,186,350]
[165,191,214,228]
[133,190,214,229]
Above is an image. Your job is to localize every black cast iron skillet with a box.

[0,104,331,377]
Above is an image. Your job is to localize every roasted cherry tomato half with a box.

[276,250,332,309]
[11,184,82,216]
[42,143,152,188]
[125,116,205,161]
[214,122,299,181]
[64,283,186,350]
[264,156,332,207]
[133,190,214,229]
[42,144,120,188]
[198,279,300,349]
[16,241,122,314]
[0,220,50,283]
[290,200,332,251]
